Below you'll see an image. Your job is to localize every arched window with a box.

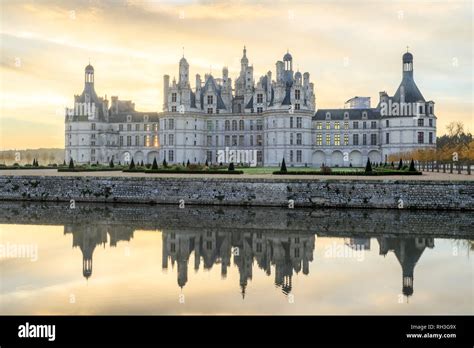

[225,120,230,131]
[232,120,237,131]
[239,120,244,131]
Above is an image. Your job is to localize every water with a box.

[0,202,472,315]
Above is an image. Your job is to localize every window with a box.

[249,120,254,130]
[316,122,322,130]
[344,121,349,130]
[371,121,376,129]
[296,133,302,145]
[290,150,294,162]
[326,122,331,130]
[295,89,300,100]
[250,135,254,146]
[207,108,213,114]
[231,135,237,146]
[135,124,140,131]
[171,106,177,112]
[418,132,424,144]
[154,123,158,132]
[225,135,230,146]
[294,103,300,110]
[172,93,177,102]
[353,134,359,146]
[169,134,174,146]
[232,120,237,131]
[207,135,212,146]
[91,123,96,130]
[206,151,212,163]
[257,134,263,146]
[119,136,123,146]
[296,117,302,128]
[145,135,150,147]
[386,133,390,144]
[335,122,340,130]
[239,120,244,131]
[386,120,389,127]
[257,94,263,103]
[290,133,294,145]
[153,135,159,147]
[429,119,433,127]
[119,124,123,131]
[363,134,367,145]
[363,122,367,129]
[169,119,174,130]
[146,124,150,131]
[225,120,230,131]
[418,118,424,127]
[207,95,213,105]
[207,120,213,131]
[239,135,244,146]
[257,107,263,113]
[326,134,331,145]
[256,120,263,130]
[429,132,433,144]
[316,133,322,145]
[353,121,359,129]
[290,117,294,128]
[215,135,219,146]
[168,150,174,162]
[335,134,340,146]
[296,150,302,163]
[344,134,349,145]
[135,135,139,146]
[371,134,377,145]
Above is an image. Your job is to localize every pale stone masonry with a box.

[65,49,436,167]
[1,176,472,210]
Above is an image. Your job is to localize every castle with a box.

[65,48,436,167]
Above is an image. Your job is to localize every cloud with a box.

[0,0,472,149]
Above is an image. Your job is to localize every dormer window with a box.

[143,115,149,122]
[172,93,177,103]
[127,115,132,122]
[207,95,213,105]
[295,90,300,100]
[325,112,331,120]
[344,112,349,119]
[362,111,368,119]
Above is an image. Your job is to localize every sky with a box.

[0,0,472,150]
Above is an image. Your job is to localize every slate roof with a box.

[201,75,227,110]
[313,108,380,120]
[392,76,425,103]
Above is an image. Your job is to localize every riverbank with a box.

[0,172,472,210]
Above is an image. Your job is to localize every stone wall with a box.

[0,175,473,210]
[0,202,472,238]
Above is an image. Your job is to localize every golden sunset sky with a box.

[0,0,472,150]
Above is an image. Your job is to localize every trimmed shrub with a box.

[152,157,158,170]
[280,158,287,173]
[365,158,372,173]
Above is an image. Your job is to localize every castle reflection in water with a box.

[64,224,434,299]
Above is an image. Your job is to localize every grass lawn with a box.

[241,166,364,174]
